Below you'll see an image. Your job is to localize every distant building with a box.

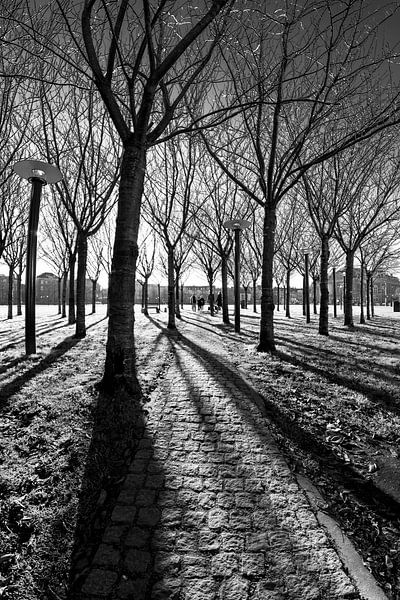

[328,268,400,305]
[0,274,19,305]
[0,272,102,305]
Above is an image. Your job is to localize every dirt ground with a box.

[0,303,400,599]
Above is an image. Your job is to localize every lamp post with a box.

[304,249,310,324]
[13,160,62,354]
[223,218,250,333]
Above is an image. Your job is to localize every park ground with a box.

[0,303,400,599]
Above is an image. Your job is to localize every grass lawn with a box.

[0,303,399,598]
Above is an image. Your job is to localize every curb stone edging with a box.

[296,474,389,600]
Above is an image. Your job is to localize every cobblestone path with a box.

[78,313,361,600]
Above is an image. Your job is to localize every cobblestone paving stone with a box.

[78,312,361,600]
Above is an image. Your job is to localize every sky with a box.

[2,2,400,291]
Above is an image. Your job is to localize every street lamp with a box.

[303,248,310,324]
[13,160,62,354]
[223,218,251,333]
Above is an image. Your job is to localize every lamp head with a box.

[13,159,62,184]
[223,218,251,231]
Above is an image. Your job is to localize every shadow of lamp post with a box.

[13,160,62,355]
[223,219,251,333]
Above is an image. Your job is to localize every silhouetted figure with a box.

[216,291,222,312]
[191,294,197,311]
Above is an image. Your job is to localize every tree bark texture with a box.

[17,269,22,316]
[102,143,146,392]
[7,266,13,320]
[344,251,355,327]
[175,273,181,318]
[366,273,371,320]
[62,274,67,318]
[285,271,291,318]
[313,279,318,314]
[91,279,97,314]
[208,275,214,316]
[76,232,88,338]
[58,277,62,314]
[318,234,330,335]
[144,278,149,315]
[371,276,375,317]
[258,207,276,351]
[253,279,257,312]
[167,246,176,329]
[359,265,365,324]
[68,255,76,325]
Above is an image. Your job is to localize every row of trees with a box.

[2,0,400,397]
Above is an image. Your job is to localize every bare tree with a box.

[144,136,199,329]
[31,0,238,391]
[38,84,120,337]
[3,216,26,320]
[137,232,156,317]
[87,235,105,314]
[202,1,400,352]
[334,136,400,327]
[192,162,251,323]
[359,226,400,322]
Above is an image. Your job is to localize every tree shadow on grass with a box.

[274,335,400,415]
[0,335,81,414]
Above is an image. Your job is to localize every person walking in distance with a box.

[216,291,222,313]
[191,294,197,312]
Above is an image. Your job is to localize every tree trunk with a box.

[371,276,375,318]
[344,250,355,327]
[253,278,257,312]
[208,276,215,316]
[244,285,248,309]
[140,283,145,309]
[221,254,230,324]
[144,277,149,315]
[91,279,97,314]
[7,266,14,319]
[181,284,184,310]
[302,275,306,316]
[283,286,286,310]
[58,276,62,314]
[318,234,330,335]
[276,284,280,311]
[167,246,176,329]
[313,278,318,314]
[366,273,371,320]
[285,269,291,318]
[359,265,365,324]
[17,267,22,316]
[175,271,181,319]
[75,232,88,338]
[332,267,337,318]
[68,254,76,325]
[102,142,146,393]
[62,273,67,318]
[258,206,276,351]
